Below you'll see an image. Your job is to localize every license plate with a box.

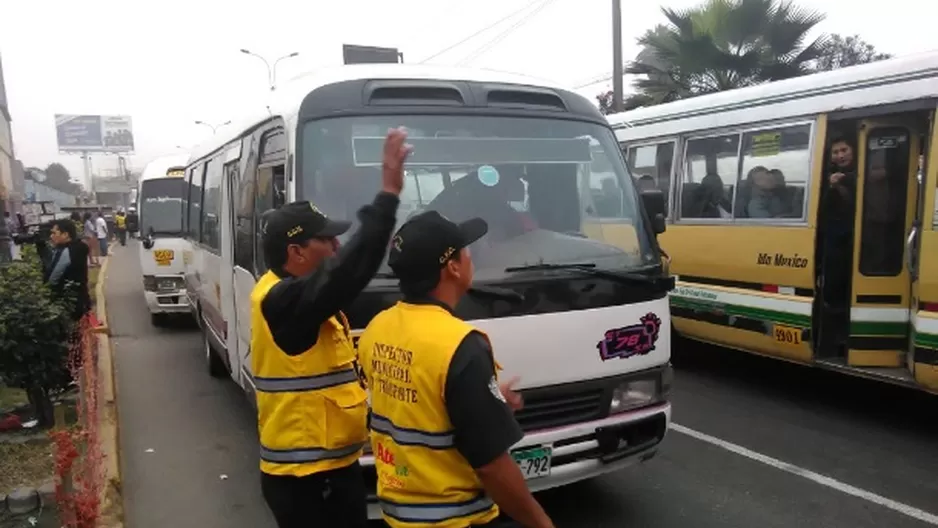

[773,324,803,345]
[511,445,552,480]
[153,249,174,266]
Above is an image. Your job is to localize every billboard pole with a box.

[82,151,94,199]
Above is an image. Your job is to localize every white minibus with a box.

[137,154,191,326]
[183,64,674,519]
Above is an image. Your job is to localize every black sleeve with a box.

[445,331,524,469]
[260,192,399,355]
[33,237,51,266]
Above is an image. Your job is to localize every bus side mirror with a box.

[142,227,155,249]
[641,189,667,235]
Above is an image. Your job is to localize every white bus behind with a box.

[137,154,191,326]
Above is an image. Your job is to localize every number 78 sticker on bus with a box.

[597,313,662,361]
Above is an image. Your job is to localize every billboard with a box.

[342,44,402,65]
[55,114,135,153]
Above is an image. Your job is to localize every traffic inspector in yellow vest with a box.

[250,128,411,528]
[358,210,556,528]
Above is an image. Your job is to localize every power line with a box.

[574,72,614,89]
[457,0,558,66]
[418,0,547,64]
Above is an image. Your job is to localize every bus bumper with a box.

[143,289,190,314]
[360,401,671,520]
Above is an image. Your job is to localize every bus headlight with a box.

[609,379,657,414]
[609,365,673,414]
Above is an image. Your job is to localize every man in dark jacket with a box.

[126,208,139,238]
[37,219,91,321]
[817,136,857,354]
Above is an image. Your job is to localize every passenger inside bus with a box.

[745,166,791,218]
[636,174,656,192]
[689,173,733,218]
[425,164,535,246]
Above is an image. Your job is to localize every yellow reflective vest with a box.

[358,301,500,527]
[250,270,369,477]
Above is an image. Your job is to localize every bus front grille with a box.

[514,388,607,432]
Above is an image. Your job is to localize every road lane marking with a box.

[671,423,938,526]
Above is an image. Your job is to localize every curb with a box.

[94,257,123,527]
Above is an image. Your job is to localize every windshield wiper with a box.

[372,272,525,303]
[504,262,670,287]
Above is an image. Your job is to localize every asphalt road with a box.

[108,242,938,528]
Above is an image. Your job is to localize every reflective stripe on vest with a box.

[254,367,359,393]
[260,441,367,464]
[360,302,500,526]
[380,495,495,524]
[370,413,455,449]
[251,271,368,477]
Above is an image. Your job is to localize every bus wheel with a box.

[204,331,227,378]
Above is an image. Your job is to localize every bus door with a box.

[220,155,242,380]
[910,114,938,391]
[848,119,923,371]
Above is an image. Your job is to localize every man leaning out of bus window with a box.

[249,128,412,528]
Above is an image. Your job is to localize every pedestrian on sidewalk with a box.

[126,207,139,239]
[35,219,91,321]
[115,209,127,246]
[94,211,109,258]
[250,127,411,528]
[83,212,100,267]
[358,211,555,528]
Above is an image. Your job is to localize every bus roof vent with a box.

[483,85,567,111]
[365,80,467,107]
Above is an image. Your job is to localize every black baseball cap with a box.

[262,201,351,251]
[388,211,488,282]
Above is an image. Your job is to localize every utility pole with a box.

[239,49,300,91]
[195,120,231,134]
[612,0,624,113]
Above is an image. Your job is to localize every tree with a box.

[619,0,827,109]
[814,34,891,72]
[44,162,81,195]
[0,246,75,427]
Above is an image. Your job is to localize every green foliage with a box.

[0,245,73,395]
[814,34,892,72]
[621,0,827,109]
[43,162,82,195]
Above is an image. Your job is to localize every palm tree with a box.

[623,0,827,110]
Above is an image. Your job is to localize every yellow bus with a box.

[606,51,938,393]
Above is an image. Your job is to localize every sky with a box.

[3,0,938,186]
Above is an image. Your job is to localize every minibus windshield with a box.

[139,177,185,236]
[300,115,658,282]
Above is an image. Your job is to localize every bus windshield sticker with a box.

[478,165,500,187]
[597,313,662,361]
[751,132,781,157]
[351,137,592,167]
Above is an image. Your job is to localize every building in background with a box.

[23,168,80,209]
[0,52,14,215]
